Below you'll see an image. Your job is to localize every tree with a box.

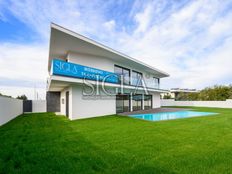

[176,85,232,101]
[226,85,232,100]
[176,92,188,101]
[199,85,231,101]
[16,94,28,100]
[0,92,12,98]
[163,94,172,99]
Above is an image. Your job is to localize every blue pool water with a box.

[130,111,218,121]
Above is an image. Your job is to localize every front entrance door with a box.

[66,91,69,117]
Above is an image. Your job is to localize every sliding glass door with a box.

[132,94,142,111]
[117,94,153,112]
[116,94,130,113]
[144,95,152,110]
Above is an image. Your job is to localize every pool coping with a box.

[118,107,190,116]
[128,111,219,122]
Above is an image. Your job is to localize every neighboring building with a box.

[161,88,198,99]
[46,23,169,120]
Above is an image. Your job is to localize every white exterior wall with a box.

[152,92,161,108]
[71,85,116,120]
[67,52,160,87]
[32,100,46,113]
[55,52,164,119]
[161,99,232,108]
[68,52,114,72]
[0,96,23,126]
[70,88,161,120]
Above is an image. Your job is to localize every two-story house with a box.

[46,23,169,120]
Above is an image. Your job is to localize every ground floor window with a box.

[144,95,152,110]
[116,94,130,113]
[132,94,142,111]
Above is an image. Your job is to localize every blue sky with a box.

[0,0,232,99]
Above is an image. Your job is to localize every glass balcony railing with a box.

[145,81,160,89]
[130,76,160,89]
[50,59,161,90]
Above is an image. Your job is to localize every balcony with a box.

[49,59,166,92]
[130,76,160,89]
[145,80,160,89]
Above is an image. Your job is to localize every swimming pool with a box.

[130,111,218,121]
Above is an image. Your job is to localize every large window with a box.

[116,94,130,113]
[153,77,160,88]
[132,94,142,111]
[132,71,143,86]
[144,95,152,110]
[114,65,130,85]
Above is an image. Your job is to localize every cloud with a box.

[0,0,6,21]
[0,86,45,100]
[118,0,232,89]
[134,4,153,33]
[4,0,119,42]
[5,0,84,40]
[180,37,232,87]
[0,43,47,99]
[0,0,232,100]
[0,0,116,99]
[103,20,116,31]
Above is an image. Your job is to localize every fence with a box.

[161,99,232,108]
[0,96,23,126]
[0,96,47,126]
[32,100,47,113]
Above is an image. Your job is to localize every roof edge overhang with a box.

[48,23,170,78]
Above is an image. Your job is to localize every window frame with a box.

[114,65,131,85]
[153,77,160,88]
[144,94,153,110]
[132,70,143,86]
[132,94,142,111]
[116,93,131,113]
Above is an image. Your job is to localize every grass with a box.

[0,107,232,173]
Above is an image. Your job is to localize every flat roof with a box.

[48,23,169,78]
[170,88,198,92]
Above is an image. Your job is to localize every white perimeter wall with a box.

[161,99,232,108]
[0,96,23,126]
[32,100,47,113]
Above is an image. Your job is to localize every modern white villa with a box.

[46,23,169,120]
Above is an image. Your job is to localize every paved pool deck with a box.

[119,107,189,116]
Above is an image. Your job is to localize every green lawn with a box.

[0,107,232,174]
